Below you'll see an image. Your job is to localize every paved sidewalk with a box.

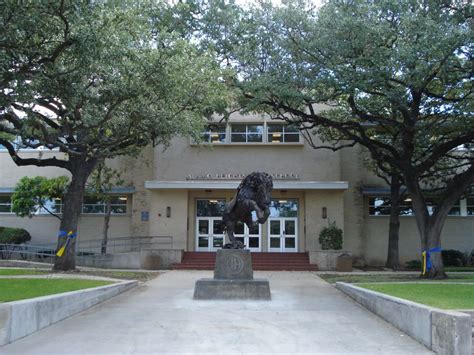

[1,270,433,354]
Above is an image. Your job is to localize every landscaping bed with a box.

[319,273,474,284]
[0,279,114,302]
[0,268,49,276]
[357,283,474,310]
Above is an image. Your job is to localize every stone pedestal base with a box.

[193,249,271,300]
[193,278,271,300]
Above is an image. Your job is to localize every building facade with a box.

[0,112,472,265]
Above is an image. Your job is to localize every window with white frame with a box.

[267,124,301,143]
[200,124,226,143]
[467,197,474,216]
[0,195,12,213]
[82,195,128,214]
[230,124,263,143]
[37,198,63,214]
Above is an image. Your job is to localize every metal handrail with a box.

[0,235,173,262]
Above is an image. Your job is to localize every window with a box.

[369,196,464,216]
[196,199,226,217]
[200,125,226,144]
[82,195,128,214]
[448,200,461,216]
[467,197,474,216]
[267,124,300,143]
[0,195,12,213]
[369,197,392,216]
[269,199,298,217]
[37,198,62,214]
[230,124,263,143]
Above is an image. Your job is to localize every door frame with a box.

[195,217,225,252]
[267,217,298,252]
[234,223,262,252]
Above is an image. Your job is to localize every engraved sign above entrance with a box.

[186,173,299,180]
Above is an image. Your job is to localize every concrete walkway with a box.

[1,270,432,354]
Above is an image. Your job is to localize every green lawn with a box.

[0,279,114,302]
[319,273,474,284]
[444,266,474,272]
[0,268,49,276]
[357,283,474,310]
[79,270,160,282]
[0,268,160,281]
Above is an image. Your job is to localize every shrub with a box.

[0,227,31,244]
[319,222,343,250]
[442,249,466,267]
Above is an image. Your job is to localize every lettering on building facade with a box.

[186,173,299,180]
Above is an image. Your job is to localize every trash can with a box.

[336,253,352,272]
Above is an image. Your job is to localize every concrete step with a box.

[174,251,317,271]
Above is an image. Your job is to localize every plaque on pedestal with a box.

[193,249,271,300]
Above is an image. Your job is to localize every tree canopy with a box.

[199,0,474,277]
[1,0,230,270]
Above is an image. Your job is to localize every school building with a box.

[0,111,472,267]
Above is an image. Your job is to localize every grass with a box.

[444,266,474,272]
[0,268,49,276]
[0,268,160,281]
[357,283,474,310]
[79,270,160,282]
[319,273,474,284]
[0,279,114,302]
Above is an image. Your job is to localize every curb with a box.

[0,279,138,347]
[336,282,472,354]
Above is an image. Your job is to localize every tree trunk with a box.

[101,200,111,254]
[53,158,96,271]
[420,223,446,279]
[404,179,447,279]
[385,174,401,270]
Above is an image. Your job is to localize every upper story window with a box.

[201,125,226,144]
[267,124,301,143]
[82,195,128,214]
[0,195,12,213]
[230,124,264,143]
[193,122,303,145]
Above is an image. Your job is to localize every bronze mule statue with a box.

[223,172,273,249]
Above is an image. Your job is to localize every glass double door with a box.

[196,199,226,252]
[196,217,225,251]
[268,217,298,252]
[234,221,261,252]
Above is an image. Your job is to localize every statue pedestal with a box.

[193,249,271,300]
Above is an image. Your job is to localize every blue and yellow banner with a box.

[422,247,442,275]
[56,230,76,257]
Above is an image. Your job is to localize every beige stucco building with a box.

[0,112,472,266]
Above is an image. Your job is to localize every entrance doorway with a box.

[234,221,261,252]
[267,199,299,252]
[195,199,226,252]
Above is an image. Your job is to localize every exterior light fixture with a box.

[322,207,327,219]
[166,206,171,218]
